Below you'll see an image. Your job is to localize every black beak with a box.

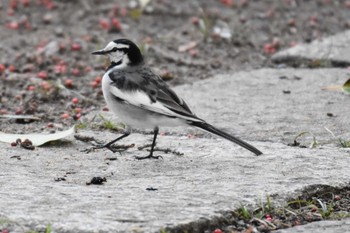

[91,50,107,55]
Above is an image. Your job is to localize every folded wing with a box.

[108,67,203,122]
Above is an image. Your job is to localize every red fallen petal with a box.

[72,97,79,104]
[54,63,67,74]
[27,85,35,91]
[42,0,56,10]
[263,43,271,51]
[213,229,223,233]
[47,122,54,128]
[74,107,82,114]
[84,66,92,73]
[11,142,18,147]
[61,113,69,119]
[10,0,18,10]
[71,68,80,76]
[90,81,99,88]
[6,21,19,30]
[41,81,51,91]
[37,71,48,79]
[99,18,110,30]
[64,79,73,88]
[47,2,56,10]
[0,64,6,73]
[95,76,102,84]
[15,108,23,115]
[0,109,8,115]
[111,18,122,31]
[8,65,16,72]
[270,47,276,54]
[191,16,199,25]
[220,0,234,7]
[71,43,82,51]
[22,0,30,7]
[263,43,276,54]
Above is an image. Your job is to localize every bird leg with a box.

[83,131,131,153]
[136,127,162,160]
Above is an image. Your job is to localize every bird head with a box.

[92,39,143,68]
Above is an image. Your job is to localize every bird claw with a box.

[135,154,163,160]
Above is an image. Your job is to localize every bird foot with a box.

[82,143,117,153]
[83,143,135,154]
[135,154,163,160]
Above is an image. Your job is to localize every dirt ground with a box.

[0,0,349,133]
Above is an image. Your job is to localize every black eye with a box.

[112,47,118,52]
[120,48,128,53]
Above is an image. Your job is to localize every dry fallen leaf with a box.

[342,78,350,94]
[178,41,197,52]
[0,126,75,146]
[0,114,41,121]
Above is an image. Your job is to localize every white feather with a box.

[108,86,200,122]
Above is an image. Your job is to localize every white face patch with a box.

[100,41,130,66]
[109,52,130,69]
[103,41,129,51]
[115,43,130,49]
[108,50,124,63]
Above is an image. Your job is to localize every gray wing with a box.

[108,66,202,121]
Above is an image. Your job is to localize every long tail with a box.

[191,121,262,156]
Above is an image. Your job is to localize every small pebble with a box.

[86,177,107,185]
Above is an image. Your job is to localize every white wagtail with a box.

[91,39,262,159]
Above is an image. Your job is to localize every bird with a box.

[91,38,262,159]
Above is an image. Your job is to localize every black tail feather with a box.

[191,121,262,156]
